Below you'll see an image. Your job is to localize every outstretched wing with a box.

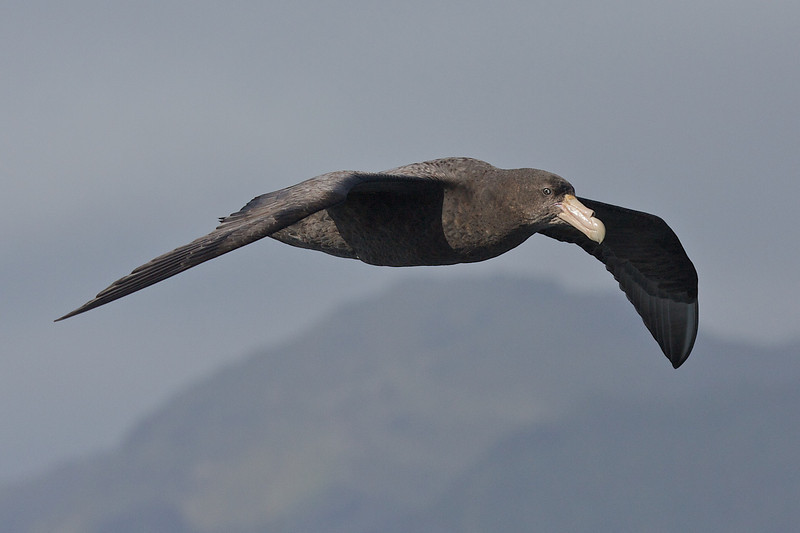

[541,197,698,368]
[56,172,438,321]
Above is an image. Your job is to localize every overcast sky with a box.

[2,1,798,485]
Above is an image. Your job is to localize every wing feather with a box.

[56,172,438,320]
[542,197,698,368]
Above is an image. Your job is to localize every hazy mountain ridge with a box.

[394,383,800,533]
[2,277,798,532]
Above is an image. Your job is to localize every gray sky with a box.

[2,1,798,484]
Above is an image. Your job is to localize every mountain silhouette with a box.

[2,276,797,532]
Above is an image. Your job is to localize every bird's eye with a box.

[542,187,552,196]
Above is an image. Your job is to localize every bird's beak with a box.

[558,195,606,243]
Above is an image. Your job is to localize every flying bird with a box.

[57,158,698,367]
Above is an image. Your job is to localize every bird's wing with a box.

[56,172,439,321]
[541,197,698,368]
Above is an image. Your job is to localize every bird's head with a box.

[516,170,606,244]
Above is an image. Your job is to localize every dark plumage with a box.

[57,158,698,368]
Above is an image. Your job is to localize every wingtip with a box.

[666,338,695,369]
[669,344,696,369]
[54,302,93,322]
[670,301,698,369]
[54,309,79,322]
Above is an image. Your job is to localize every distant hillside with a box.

[392,384,800,533]
[1,276,797,532]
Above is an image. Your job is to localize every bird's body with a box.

[270,158,551,265]
[58,158,698,367]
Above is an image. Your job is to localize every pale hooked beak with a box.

[558,195,606,243]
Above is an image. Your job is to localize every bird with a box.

[57,157,698,368]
